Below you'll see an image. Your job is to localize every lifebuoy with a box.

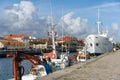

[60,62,66,69]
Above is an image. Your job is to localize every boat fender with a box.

[61,57,69,69]
[76,55,80,63]
[60,62,65,69]
[52,54,57,59]
[43,64,52,74]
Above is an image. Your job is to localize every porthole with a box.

[96,43,99,46]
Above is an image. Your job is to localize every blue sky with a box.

[0,0,120,41]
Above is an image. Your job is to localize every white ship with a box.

[85,8,114,54]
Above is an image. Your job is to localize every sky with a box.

[0,0,120,41]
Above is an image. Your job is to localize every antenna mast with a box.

[49,0,56,54]
[61,6,64,53]
[97,8,101,34]
[50,0,53,25]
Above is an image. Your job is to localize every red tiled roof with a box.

[4,34,29,40]
[1,40,24,45]
[58,36,76,42]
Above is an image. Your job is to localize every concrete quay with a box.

[41,50,120,80]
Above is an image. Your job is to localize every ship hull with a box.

[85,34,113,54]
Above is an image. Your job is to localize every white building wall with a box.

[0,42,4,48]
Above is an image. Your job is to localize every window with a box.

[81,57,85,59]
[90,43,92,46]
[96,43,99,46]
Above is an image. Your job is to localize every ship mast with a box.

[51,25,56,54]
[50,0,56,54]
[97,8,101,35]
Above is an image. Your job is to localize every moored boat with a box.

[76,50,90,62]
[43,25,69,70]
[85,8,114,54]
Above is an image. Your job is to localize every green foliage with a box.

[29,38,52,45]
[115,42,120,48]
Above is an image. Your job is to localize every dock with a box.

[41,50,120,80]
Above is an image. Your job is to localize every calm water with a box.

[0,58,32,80]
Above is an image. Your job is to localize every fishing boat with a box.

[9,64,52,80]
[85,8,114,54]
[8,51,53,80]
[42,25,69,70]
[76,50,90,62]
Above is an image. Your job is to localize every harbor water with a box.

[0,58,32,80]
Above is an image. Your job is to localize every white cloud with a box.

[62,12,73,25]
[112,23,119,31]
[0,1,50,38]
[99,2,120,8]
[60,12,88,36]
[7,1,36,19]
[84,2,120,10]
[5,1,36,29]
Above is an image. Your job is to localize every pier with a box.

[41,50,120,80]
[0,49,42,58]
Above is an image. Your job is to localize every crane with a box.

[7,51,42,80]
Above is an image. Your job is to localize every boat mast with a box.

[50,0,56,54]
[51,25,56,54]
[97,8,101,35]
[61,7,64,53]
